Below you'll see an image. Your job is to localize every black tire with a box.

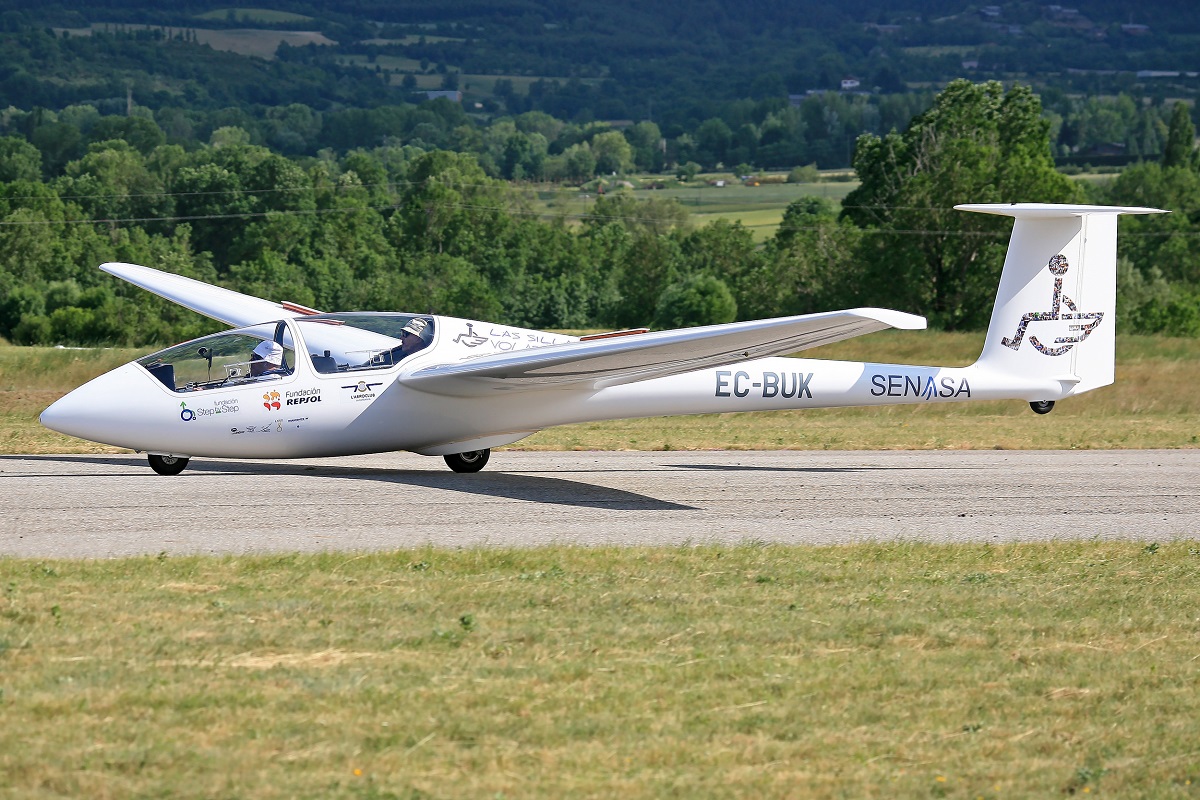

[443,449,490,473]
[1029,400,1055,415]
[148,454,190,475]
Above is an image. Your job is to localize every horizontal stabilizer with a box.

[401,308,926,396]
[101,262,310,328]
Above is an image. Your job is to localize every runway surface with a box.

[1,450,1197,557]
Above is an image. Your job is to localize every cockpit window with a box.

[138,322,295,392]
[299,314,434,374]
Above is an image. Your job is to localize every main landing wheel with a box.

[1029,400,1055,415]
[148,454,190,475]
[443,449,490,473]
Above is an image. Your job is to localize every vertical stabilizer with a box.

[958,203,1165,397]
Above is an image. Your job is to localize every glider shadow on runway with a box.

[5,454,696,511]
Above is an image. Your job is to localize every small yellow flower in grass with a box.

[353,768,363,777]
[936,776,946,783]
[1082,788,1090,794]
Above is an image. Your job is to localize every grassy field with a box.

[531,172,1106,242]
[528,179,859,241]
[4,332,1198,455]
[2,543,1199,798]
[54,24,335,59]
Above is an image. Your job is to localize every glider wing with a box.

[101,262,316,328]
[400,308,926,396]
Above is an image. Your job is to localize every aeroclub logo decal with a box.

[1001,254,1104,356]
[342,380,383,401]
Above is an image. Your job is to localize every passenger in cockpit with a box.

[396,318,431,359]
[250,340,288,378]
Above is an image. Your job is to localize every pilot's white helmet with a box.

[252,340,284,365]
[402,318,428,338]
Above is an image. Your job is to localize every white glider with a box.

[41,203,1163,473]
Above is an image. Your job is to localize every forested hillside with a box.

[0,3,1197,346]
[0,2,1196,169]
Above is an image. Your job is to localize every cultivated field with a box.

[53,24,335,58]
[193,9,316,24]
[2,543,1198,797]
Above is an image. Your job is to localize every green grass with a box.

[5,332,1199,454]
[654,180,859,241]
[527,179,859,240]
[2,543,1199,798]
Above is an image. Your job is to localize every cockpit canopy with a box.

[296,313,434,374]
[137,314,434,392]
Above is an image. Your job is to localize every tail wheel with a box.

[148,454,190,475]
[1029,400,1055,415]
[443,449,490,473]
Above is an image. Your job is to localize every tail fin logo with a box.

[1000,255,1104,356]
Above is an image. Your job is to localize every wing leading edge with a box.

[101,262,313,328]
[400,308,926,397]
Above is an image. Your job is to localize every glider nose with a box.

[40,364,145,445]
[40,382,105,441]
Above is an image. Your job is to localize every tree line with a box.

[1,80,1199,349]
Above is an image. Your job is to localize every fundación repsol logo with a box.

[285,388,322,406]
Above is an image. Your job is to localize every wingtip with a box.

[850,307,928,331]
[954,203,1169,217]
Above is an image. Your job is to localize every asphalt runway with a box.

[1,450,1197,557]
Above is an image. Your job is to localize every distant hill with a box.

[0,0,1195,169]
[2,1,1198,121]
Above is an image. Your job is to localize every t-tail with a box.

[960,203,1166,406]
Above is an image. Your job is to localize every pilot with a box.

[250,340,288,377]
[396,318,430,359]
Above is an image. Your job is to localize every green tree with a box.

[1105,161,1200,289]
[675,161,701,182]
[59,139,170,225]
[694,118,733,167]
[563,142,596,182]
[652,273,737,328]
[843,80,1083,329]
[0,136,41,182]
[588,195,690,238]
[89,115,165,155]
[30,120,83,176]
[590,130,634,175]
[747,198,862,319]
[1162,102,1196,169]
[676,220,760,315]
[625,120,663,172]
